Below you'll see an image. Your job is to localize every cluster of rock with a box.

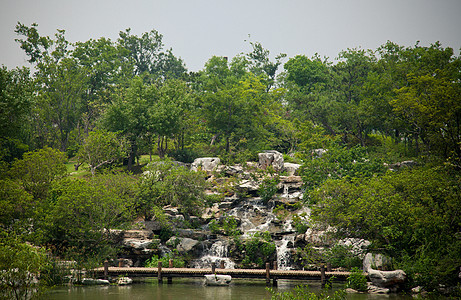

[113,151,412,293]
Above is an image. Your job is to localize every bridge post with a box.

[220,260,225,269]
[103,260,108,280]
[158,261,163,284]
[327,262,332,272]
[212,262,216,274]
[272,261,277,287]
[168,259,173,284]
[320,265,326,288]
[265,262,271,286]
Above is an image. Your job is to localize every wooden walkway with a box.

[94,265,352,286]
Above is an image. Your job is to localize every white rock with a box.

[191,157,221,173]
[82,278,110,285]
[367,282,390,294]
[117,277,133,285]
[258,151,284,171]
[283,162,301,176]
[367,268,406,288]
[204,274,232,286]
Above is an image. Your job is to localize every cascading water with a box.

[227,197,277,236]
[276,235,295,270]
[192,240,235,269]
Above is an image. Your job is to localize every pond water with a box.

[44,278,414,300]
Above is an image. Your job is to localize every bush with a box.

[268,284,346,300]
[241,232,276,268]
[0,234,48,300]
[292,213,309,234]
[259,175,280,204]
[346,267,368,292]
[209,215,241,237]
[136,158,207,219]
[145,250,185,268]
[324,245,363,270]
[168,148,199,164]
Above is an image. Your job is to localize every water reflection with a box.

[44,278,412,300]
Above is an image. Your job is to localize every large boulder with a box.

[122,239,155,255]
[363,253,406,290]
[191,157,221,173]
[283,162,301,176]
[167,237,200,255]
[259,150,284,172]
[367,269,406,289]
[363,253,392,271]
[238,179,260,192]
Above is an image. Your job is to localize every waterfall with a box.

[192,240,235,269]
[276,235,295,270]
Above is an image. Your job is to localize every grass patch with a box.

[65,158,90,178]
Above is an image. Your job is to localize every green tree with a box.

[15,23,89,152]
[245,40,286,90]
[0,66,33,163]
[199,57,272,153]
[392,68,461,162]
[72,37,132,119]
[117,28,186,81]
[102,77,159,168]
[310,165,461,289]
[0,179,34,231]
[136,159,207,219]
[150,79,193,158]
[0,234,47,300]
[77,129,128,176]
[10,147,67,200]
[36,174,135,260]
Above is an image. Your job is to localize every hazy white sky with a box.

[1,0,460,71]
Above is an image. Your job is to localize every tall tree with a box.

[77,129,128,176]
[117,28,187,81]
[15,23,88,152]
[0,66,33,163]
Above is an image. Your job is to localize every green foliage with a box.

[294,245,324,269]
[35,173,135,261]
[10,147,67,200]
[295,243,361,271]
[268,285,346,300]
[346,267,368,292]
[144,250,185,268]
[135,158,207,219]
[241,232,276,268]
[0,233,47,300]
[324,245,362,270]
[168,148,199,164]
[77,129,129,175]
[273,205,290,221]
[311,165,461,289]
[300,144,386,199]
[0,179,34,230]
[258,175,280,203]
[0,66,32,163]
[292,213,309,234]
[208,215,241,237]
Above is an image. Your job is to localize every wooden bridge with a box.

[94,262,353,286]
